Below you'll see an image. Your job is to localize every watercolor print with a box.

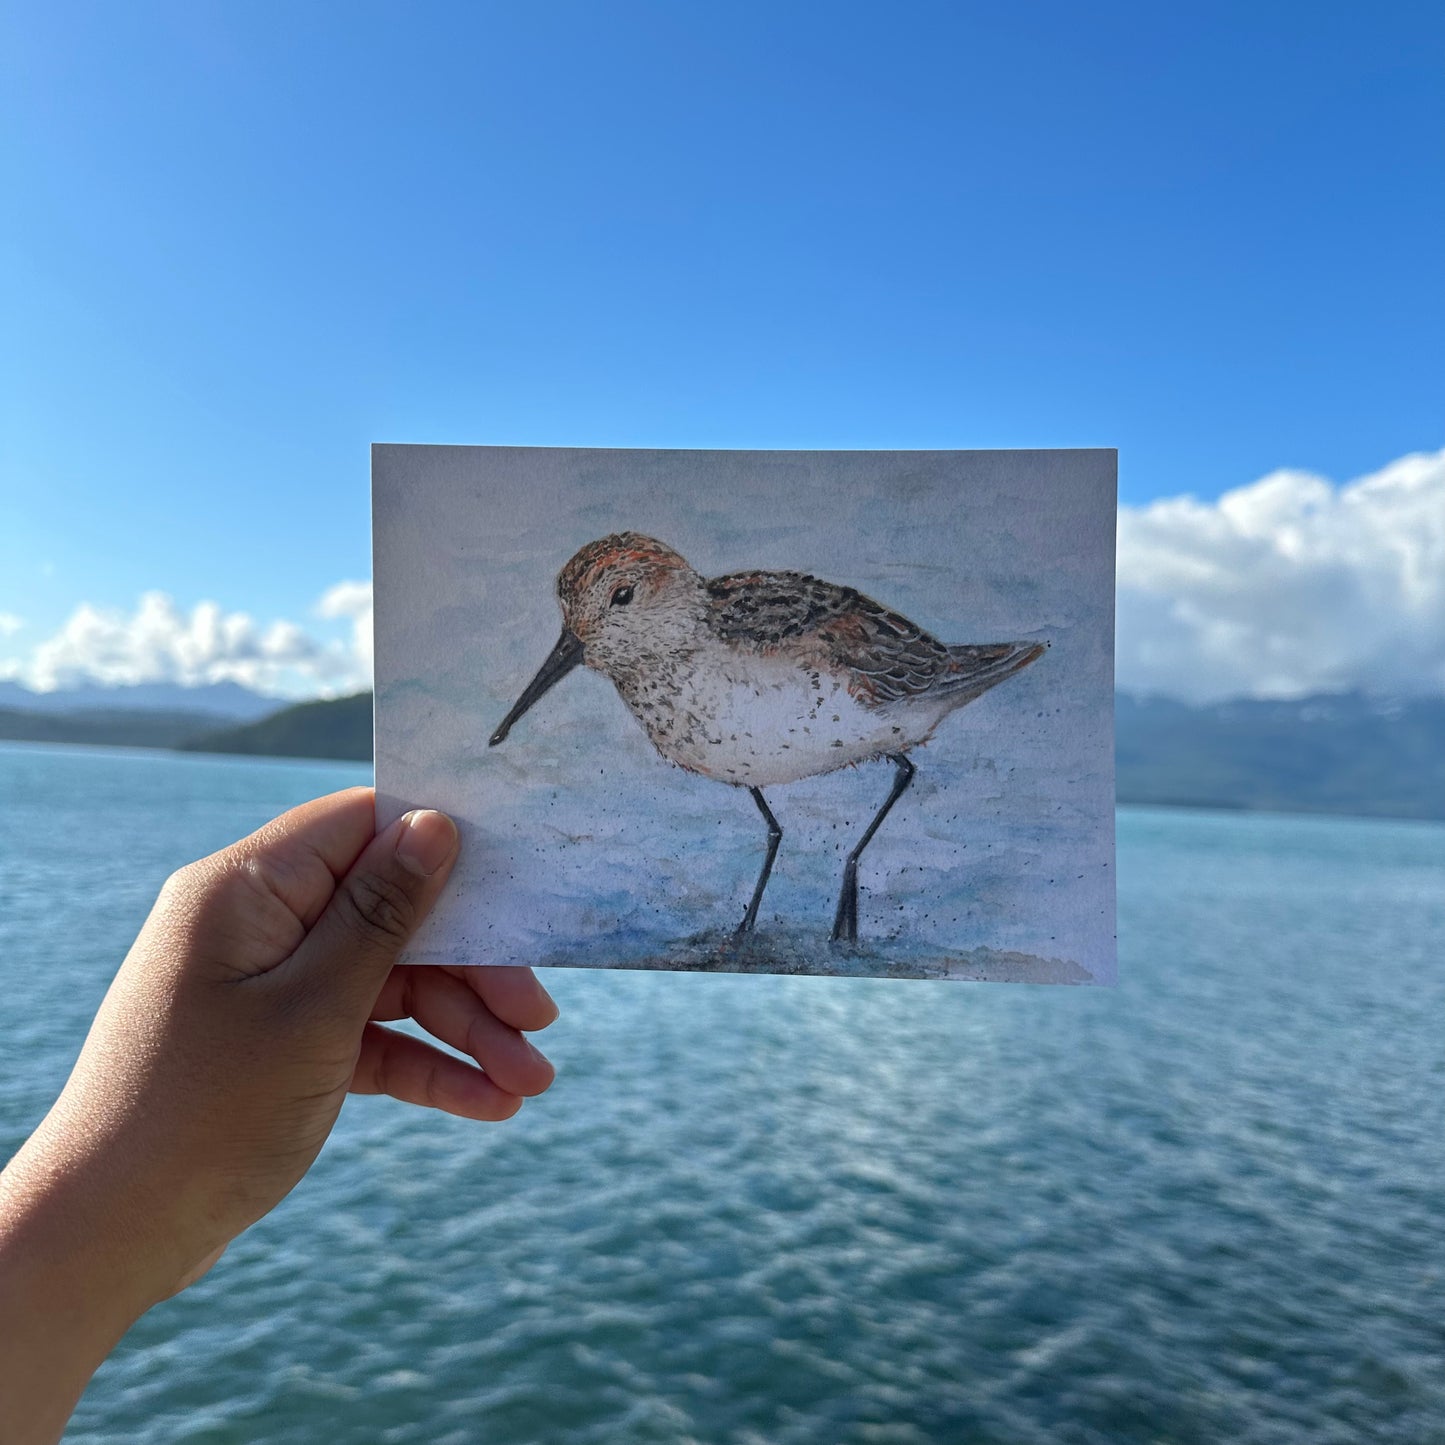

[373,446,1117,984]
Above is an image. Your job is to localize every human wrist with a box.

[0,1126,178,1339]
[0,1136,174,1445]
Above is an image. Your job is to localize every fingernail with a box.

[395,810,458,877]
[528,1039,556,1075]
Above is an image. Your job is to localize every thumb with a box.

[286,808,459,1013]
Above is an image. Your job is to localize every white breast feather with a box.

[626,644,941,788]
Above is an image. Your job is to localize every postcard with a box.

[373,446,1116,983]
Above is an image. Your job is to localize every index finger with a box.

[443,965,560,1032]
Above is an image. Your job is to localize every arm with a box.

[0,788,557,1443]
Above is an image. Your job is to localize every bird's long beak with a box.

[489,628,585,746]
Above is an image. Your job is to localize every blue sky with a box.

[1,2,1441,695]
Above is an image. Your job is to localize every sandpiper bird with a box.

[490,533,1045,943]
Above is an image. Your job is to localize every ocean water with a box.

[2,741,1443,1444]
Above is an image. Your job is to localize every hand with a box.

[0,787,558,1445]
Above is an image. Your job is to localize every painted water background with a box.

[2,742,1443,1443]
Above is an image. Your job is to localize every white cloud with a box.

[4,449,1441,705]
[0,613,22,637]
[9,588,372,697]
[1118,448,1445,701]
[317,579,373,685]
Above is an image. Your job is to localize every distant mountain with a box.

[0,706,228,751]
[179,689,1445,821]
[0,679,280,720]
[179,693,373,762]
[3,686,1442,822]
[1116,691,1445,820]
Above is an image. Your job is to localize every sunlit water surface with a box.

[2,742,1442,1444]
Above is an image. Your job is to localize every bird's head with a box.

[489,533,704,746]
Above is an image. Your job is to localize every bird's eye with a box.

[610,585,634,608]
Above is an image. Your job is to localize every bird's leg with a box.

[832,753,916,944]
[738,787,782,934]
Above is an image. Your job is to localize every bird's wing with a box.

[704,570,958,704]
[937,640,1047,703]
